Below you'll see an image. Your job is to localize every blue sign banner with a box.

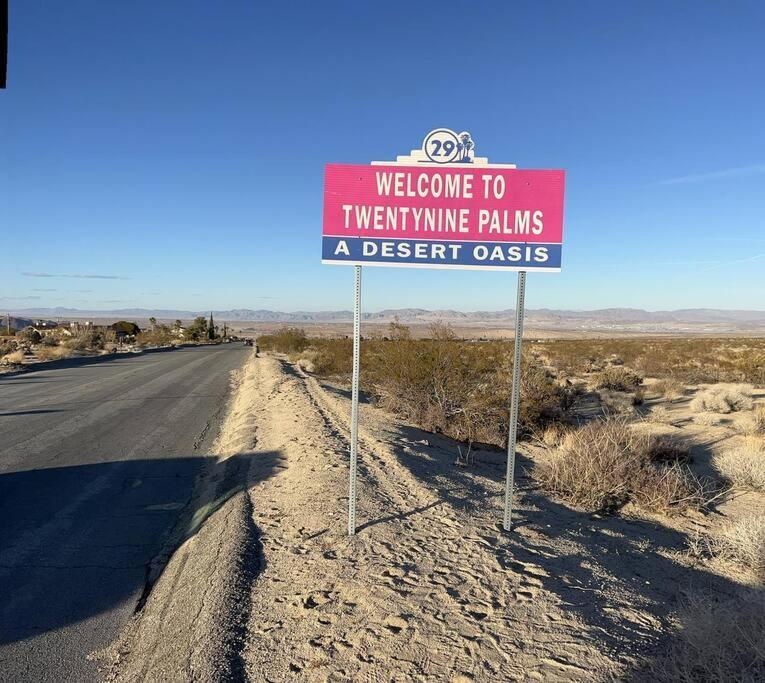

[321,237,561,272]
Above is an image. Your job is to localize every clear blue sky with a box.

[2,1,764,312]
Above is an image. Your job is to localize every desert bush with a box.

[302,338,353,376]
[598,389,638,416]
[643,590,765,682]
[542,423,570,447]
[714,438,765,491]
[650,405,677,425]
[592,366,642,391]
[535,419,705,514]
[692,411,723,427]
[63,327,110,351]
[17,327,41,344]
[258,327,309,354]
[690,384,754,414]
[135,326,174,348]
[739,405,765,436]
[711,513,765,575]
[34,346,72,361]
[651,378,685,402]
[0,339,18,356]
[366,334,565,447]
[1,349,25,365]
[536,338,765,384]
[295,349,320,373]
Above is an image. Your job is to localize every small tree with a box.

[187,316,208,340]
[207,312,216,340]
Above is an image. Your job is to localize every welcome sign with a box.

[322,129,567,534]
[322,139,565,271]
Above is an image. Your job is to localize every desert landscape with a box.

[4,3,764,680]
[99,322,765,681]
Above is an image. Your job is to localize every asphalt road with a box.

[0,344,250,682]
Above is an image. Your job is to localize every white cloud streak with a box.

[658,164,765,185]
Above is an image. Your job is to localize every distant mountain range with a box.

[6,307,765,332]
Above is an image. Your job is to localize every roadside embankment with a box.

[105,349,271,682]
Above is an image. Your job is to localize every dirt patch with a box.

[233,355,765,681]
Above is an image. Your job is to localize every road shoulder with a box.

[103,350,265,682]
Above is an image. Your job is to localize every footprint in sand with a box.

[303,592,332,609]
[383,615,409,634]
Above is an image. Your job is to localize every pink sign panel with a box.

[322,163,565,271]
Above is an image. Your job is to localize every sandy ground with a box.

[231,355,761,682]
[106,352,763,682]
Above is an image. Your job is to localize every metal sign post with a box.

[348,265,362,535]
[503,270,526,531]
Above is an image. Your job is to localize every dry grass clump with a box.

[644,590,765,682]
[34,346,72,361]
[649,405,677,425]
[739,405,765,436]
[651,377,685,403]
[535,420,705,514]
[1,349,25,365]
[690,384,754,414]
[692,411,724,427]
[598,389,639,417]
[592,365,642,391]
[541,422,571,447]
[710,513,765,575]
[714,438,765,491]
[0,339,19,356]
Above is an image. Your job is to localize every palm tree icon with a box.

[457,132,474,163]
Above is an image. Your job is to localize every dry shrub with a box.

[690,384,754,414]
[2,350,25,365]
[714,438,765,491]
[644,590,765,682]
[711,513,765,575]
[739,405,765,436]
[650,405,677,425]
[538,338,765,384]
[258,327,308,354]
[134,327,174,348]
[366,332,566,447]
[692,412,724,427]
[0,339,19,356]
[542,422,570,447]
[295,349,320,373]
[598,389,638,416]
[534,419,705,514]
[308,338,353,376]
[652,378,685,402]
[592,366,642,391]
[35,346,72,361]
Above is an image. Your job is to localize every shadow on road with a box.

[0,409,67,417]
[0,450,281,648]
